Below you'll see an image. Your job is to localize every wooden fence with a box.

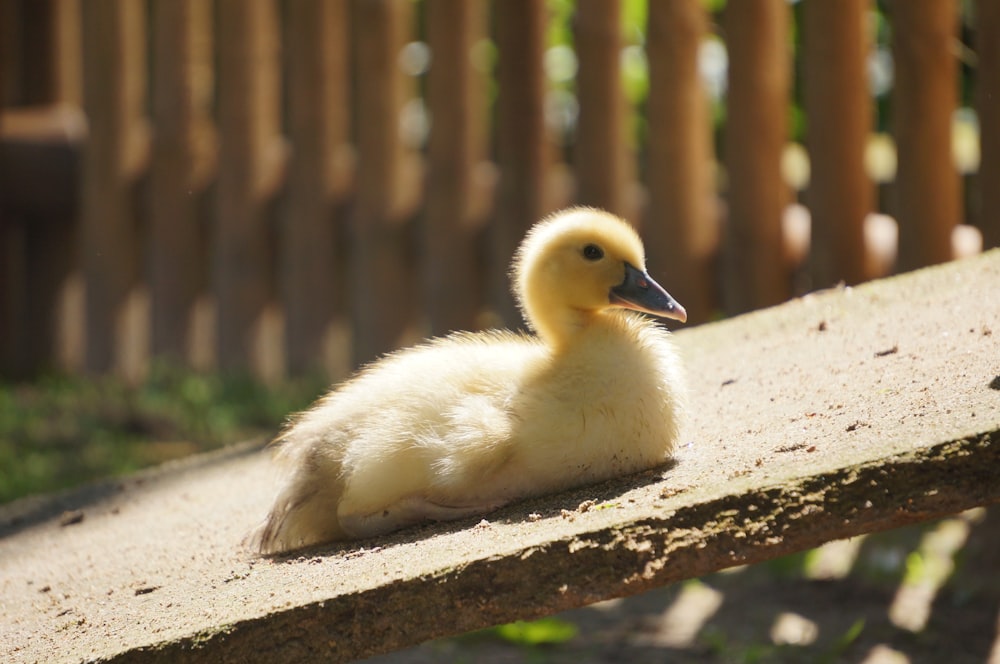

[1,0,997,382]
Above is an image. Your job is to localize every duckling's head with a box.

[512,207,686,346]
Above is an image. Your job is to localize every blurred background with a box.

[1,0,996,385]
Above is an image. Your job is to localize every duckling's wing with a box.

[250,329,544,553]
[339,495,509,539]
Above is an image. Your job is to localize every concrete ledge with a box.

[2,251,999,664]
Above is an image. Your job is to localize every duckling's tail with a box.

[245,448,350,555]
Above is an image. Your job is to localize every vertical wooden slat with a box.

[424,0,487,336]
[51,0,82,106]
[978,0,1000,250]
[42,0,83,374]
[722,0,791,314]
[493,0,548,326]
[350,0,414,366]
[284,0,351,375]
[803,0,872,287]
[890,0,960,271]
[80,0,147,374]
[574,0,628,217]
[645,0,717,324]
[214,0,283,373]
[149,0,212,364]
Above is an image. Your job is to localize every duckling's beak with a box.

[610,263,688,323]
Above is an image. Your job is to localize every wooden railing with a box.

[1,0,997,381]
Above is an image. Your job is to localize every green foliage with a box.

[701,617,866,664]
[620,44,648,107]
[901,547,954,588]
[491,617,579,647]
[0,365,325,504]
[701,626,782,664]
[824,619,865,662]
[545,0,575,50]
[621,0,647,45]
[764,548,810,578]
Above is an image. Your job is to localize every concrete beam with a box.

[2,251,998,663]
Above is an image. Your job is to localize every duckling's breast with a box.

[501,311,686,495]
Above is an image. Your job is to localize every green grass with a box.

[491,617,579,646]
[0,364,326,504]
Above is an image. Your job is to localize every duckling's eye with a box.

[582,244,604,261]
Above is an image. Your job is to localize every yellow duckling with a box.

[250,207,687,554]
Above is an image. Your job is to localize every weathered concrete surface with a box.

[2,251,999,664]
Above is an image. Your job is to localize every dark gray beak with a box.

[610,263,687,323]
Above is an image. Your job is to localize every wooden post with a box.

[802,0,872,287]
[1,0,82,376]
[0,112,83,377]
[149,0,213,364]
[350,0,415,366]
[80,0,147,374]
[644,0,717,324]
[978,0,1000,250]
[283,0,351,375]
[16,0,81,106]
[890,0,960,271]
[722,0,791,315]
[574,0,629,218]
[493,0,548,326]
[214,0,283,374]
[424,0,488,336]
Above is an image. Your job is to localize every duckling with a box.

[249,207,688,554]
